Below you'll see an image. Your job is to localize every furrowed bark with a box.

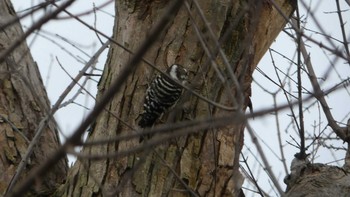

[61,0,295,196]
[0,0,68,196]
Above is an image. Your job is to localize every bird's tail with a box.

[138,113,158,128]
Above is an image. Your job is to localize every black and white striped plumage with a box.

[138,64,188,128]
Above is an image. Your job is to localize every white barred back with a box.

[138,64,188,128]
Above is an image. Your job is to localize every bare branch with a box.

[0,0,75,63]
[292,18,348,141]
[5,41,110,196]
[7,1,185,195]
[246,123,285,196]
[335,0,350,65]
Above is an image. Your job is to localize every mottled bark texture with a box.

[284,158,350,197]
[61,0,295,197]
[0,0,68,196]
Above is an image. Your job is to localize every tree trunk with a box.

[61,0,295,196]
[0,0,68,196]
[284,157,350,197]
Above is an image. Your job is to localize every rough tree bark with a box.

[0,0,68,196]
[284,157,350,197]
[3,0,350,196]
[60,1,295,197]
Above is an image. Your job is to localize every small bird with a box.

[138,64,188,128]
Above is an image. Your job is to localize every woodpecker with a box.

[138,64,188,128]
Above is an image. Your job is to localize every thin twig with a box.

[7,1,185,195]
[55,57,95,110]
[240,154,264,197]
[66,79,350,149]
[335,0,350,65]
[5,41,110,196]
[292,18,348,141]
[0,0,76,63]
[270,0,350,62]
[295,7,307,159]
[0,114,30,143]
[246,123,284,196]
[272,94,289,175]
[0,0,55,30]
[193,0,246,107]
[57,0,114,20]
[270,49,301,136]
[54,2,238,111]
